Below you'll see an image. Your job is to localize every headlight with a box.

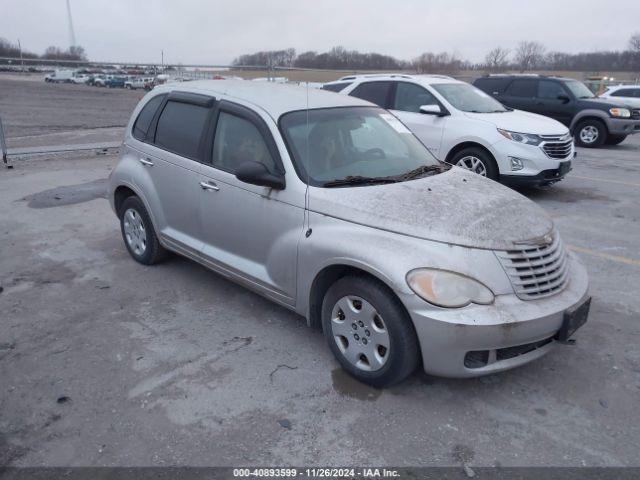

[609,108,631,118]
[406,268,494,308]
[497,128,543,146]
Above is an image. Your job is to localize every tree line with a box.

[234,34,640,73]
[0,38,87,62]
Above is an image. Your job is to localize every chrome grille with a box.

[496,231,570,300]
[541,134,573,160]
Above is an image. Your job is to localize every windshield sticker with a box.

[379,113,412,134]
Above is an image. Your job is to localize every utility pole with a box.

[66,0,77,47]
[18,39,24,74]
[161,50,164,73]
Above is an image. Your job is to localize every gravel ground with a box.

[0,76,639,468]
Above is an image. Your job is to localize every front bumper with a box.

[501,160,573,187]
[401,254,589,378]
[490,138,574,181]
[605,117,640,136]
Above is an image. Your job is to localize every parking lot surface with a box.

[1,77,639,467]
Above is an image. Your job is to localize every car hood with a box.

[579,97,635,109]
[464,109,568,135]
[598,96,640,109]
[309,167,553,250]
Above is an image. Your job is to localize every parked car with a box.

[93,75,109,87]
[105,76,126,88]
[598,85,640,109]
[125,77,152,90]
[108,81,590,386]
[87,74,104,86]
[324,74,574,187]
[71,74,89,84]
[474,75,640,147]
[44,70,74,83]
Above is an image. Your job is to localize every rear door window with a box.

[132,94,165,141]
[349,81,393,108]
[504,79,537,97]
[392,82,438,113]
[611,88,637,97]
[154,100,210,159]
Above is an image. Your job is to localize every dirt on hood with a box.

[308,167,554,250]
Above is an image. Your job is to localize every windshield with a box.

[564,80,595,99]
[432,83,508,113]
[279,107,442,187]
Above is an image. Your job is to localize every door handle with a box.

[139,157,154,166]
[199,181,219,191]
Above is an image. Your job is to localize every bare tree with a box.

[515,41,546,72]
[413,51,462,74]
[630,33,640,52]
[484,47,510,72]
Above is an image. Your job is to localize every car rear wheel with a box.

[605,134,627,146]
[575,119,606,148]
[321,275,419,387]
[119,196,167,265]
[450,147,498,180]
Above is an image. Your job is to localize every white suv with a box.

[324,74,575,187]
[599,85,640,109]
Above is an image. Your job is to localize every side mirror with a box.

[235,161,285,190]
[419,104,445,116]
[557,94,570,103]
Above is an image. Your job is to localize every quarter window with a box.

[611,88,637,97]
[211,112,277,173]
[322,82,353,93]
[132,94,165,141]
[154,101,210,159]
[537,80,566,99]
[504,79,537,97]
[349,81,393,108]
[393,82,438,113]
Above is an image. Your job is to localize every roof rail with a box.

[485,73,543,77]
[337,73,414,81]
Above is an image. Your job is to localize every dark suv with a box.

[474,75,640,147]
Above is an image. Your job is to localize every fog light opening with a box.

[509,156,524,171]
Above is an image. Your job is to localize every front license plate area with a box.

[557,297,591,342]
[559,161,572,176]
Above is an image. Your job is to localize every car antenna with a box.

[304,80,312,238]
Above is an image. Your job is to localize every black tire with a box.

[605,134,627,146]
[449,146,499,180]
[574,119,606,148]
[321,275,419,388]
[119,196,167,265]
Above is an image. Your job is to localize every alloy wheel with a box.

[579,125,599,144]
[456,155,487,176]
[330,296,390,371]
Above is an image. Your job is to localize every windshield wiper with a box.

[322,175,398,188]
[394,164,448,181]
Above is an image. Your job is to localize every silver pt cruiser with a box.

[108,81,590,387]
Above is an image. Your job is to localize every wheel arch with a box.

[307,263,409,332]
[444,141,497,166]
[569,110,610,134]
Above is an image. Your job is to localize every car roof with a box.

[481,74,576,82]
[153,80,374,119]
[327,73,460,86]
[605,84,640,92]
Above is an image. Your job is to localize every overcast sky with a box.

[2,0,639,65]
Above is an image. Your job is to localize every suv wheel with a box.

[605,134,627,146]
[119,196,167,265]
[450,147,498,180]
[321,275,419,387]
[575,119,606,148]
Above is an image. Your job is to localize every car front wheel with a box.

[450,147,498,180]
[322,275,419,387]
[119,196,167,265]
[575,119,606,147]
